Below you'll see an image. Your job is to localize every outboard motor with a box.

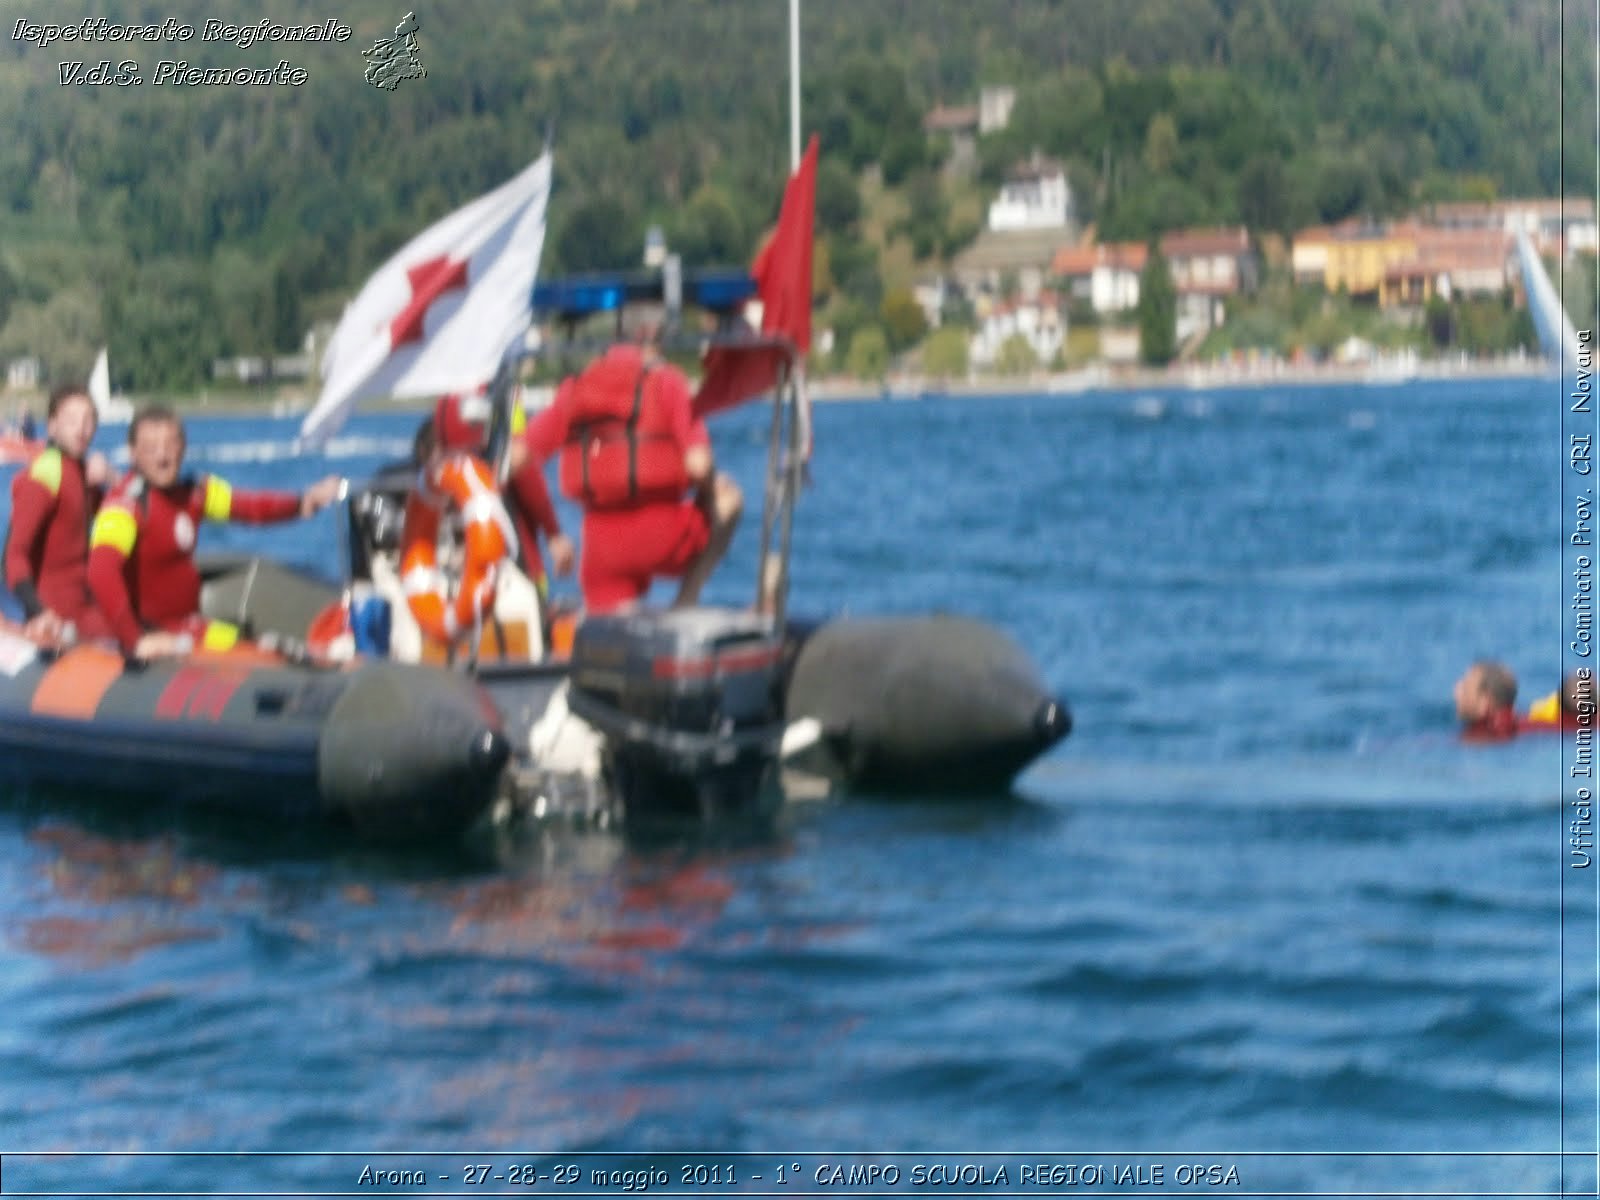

[566,607,787,821]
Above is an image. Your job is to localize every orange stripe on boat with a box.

[30,645,125,719]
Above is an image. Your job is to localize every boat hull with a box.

[190,555,1072,804]
[0,639,508,841]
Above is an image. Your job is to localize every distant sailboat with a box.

[88,347,133,424]
[1514,230,1582,372]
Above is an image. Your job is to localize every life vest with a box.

[398,455,515,645]
[1461,706,1519,742]
[557,356,690,510]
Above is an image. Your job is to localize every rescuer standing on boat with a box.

[4,384,113,646]
[432,389,574,595]
[524,322,743,613]
[87,406,343,659]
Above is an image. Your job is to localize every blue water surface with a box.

[0,376,1590,1196]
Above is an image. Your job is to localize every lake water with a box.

[0,376,1593,1196]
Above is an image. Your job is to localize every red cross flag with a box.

[297,151,552,450]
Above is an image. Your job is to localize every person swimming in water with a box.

[1456,662,1596,740]
[1455,660,1520,741]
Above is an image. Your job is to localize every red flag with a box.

[751,134,816,355]
[694,135,818,419]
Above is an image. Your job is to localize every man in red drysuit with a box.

[87,406,343,659]
[4,384,113,646]
[523,330,742,614]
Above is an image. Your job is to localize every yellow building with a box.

[1321,226,1418,298]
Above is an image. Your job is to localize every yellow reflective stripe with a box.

[536,573,548,603]
[203,476,233,522]
[201,620,240,651]
[27,447,62,495]
[90,506,138,556]
[511,402,527,436]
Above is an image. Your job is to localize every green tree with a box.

[882,132,930,187]
[0,286,101,385]
[898,171,948,261]
[1424,295,1453,348]
[671,183,748,267]
[556,196,642,273]
[1138,243,1178,366]
[880,288,929,352]
[846,325,889,380]
[994,333,1037,376]
[815,159,862,232]
[1237,153,1293,236]
[271,264,302,354]
[103,261,219,391]
[922,326,970,379]
[0,254,17,333]
[828,233,883,310]
[1143,112,1179,174]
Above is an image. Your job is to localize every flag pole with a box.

[788,0,801,169]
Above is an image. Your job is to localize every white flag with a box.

[298,151,552,449]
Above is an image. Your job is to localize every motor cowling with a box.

[567,607,786,820]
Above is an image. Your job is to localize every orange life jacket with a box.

[557,355,690,510]
[398,454,514,645]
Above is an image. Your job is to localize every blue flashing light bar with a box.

[532,269,757,320]
[530,278,628,317]
[687,271,757,311]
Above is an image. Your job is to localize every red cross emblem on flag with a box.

[389,255,469,349]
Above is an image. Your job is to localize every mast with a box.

[789,0,801,169]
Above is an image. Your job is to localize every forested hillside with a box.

[0,0,1592,388]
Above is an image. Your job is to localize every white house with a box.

[978,85,1017,134]
[6,357,41,391]
[913,277,947,329]
[969,293,1065,369]
[1428,199,1599,258]
[1052,243,1146,314]
[988,153,1071,232]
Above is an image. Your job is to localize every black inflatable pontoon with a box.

[0,635,508,841]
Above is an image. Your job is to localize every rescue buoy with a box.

[399,455,515,645]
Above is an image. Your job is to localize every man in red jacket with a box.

[523,330,742,613]
[4,383,112,646]
[87,406,343,659]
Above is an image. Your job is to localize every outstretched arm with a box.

[199,474,342,524]
[87,504,145,653]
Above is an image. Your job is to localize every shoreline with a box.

[812,353,1554,403]
[9,355,1554,421]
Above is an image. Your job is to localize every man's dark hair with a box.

[1473,660,1518,709]
[128,404,183,447]
[47,383,91,418]
[412,416,437,466]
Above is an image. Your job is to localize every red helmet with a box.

[433,391,486,451]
